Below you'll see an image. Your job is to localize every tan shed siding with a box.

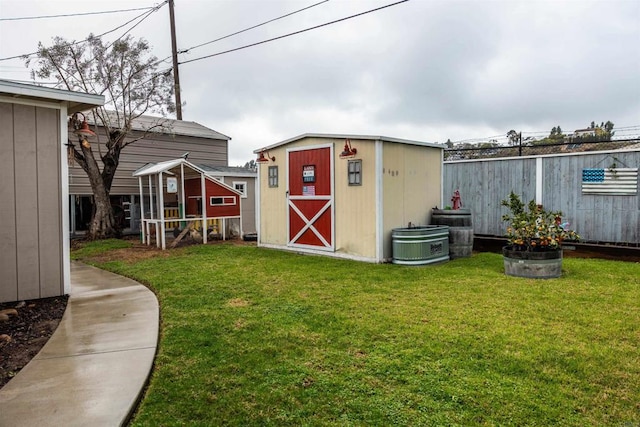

[382,143,442,259]
[334,139,377,258]
[68,130,228,195]
[260,137,337,246]
[0,102,18,302]
[36,107,63,298]
[258,147,288,245]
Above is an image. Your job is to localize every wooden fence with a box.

[443,148,640,245]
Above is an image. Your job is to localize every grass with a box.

[74,241,640,426]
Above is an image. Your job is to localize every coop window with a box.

[268,166,278,187]
[233,181,247,198]
[348,160,362,186]
[210,196,236,206]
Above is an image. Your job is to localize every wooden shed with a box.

[254,134,444,263]
[133,158,243,249]
[0,80,103,303]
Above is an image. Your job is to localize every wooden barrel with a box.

[392,226,449,265]
[431,209,473,259]
[431,208,472,227]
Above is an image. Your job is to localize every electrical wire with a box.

[0,5,157,21]
[179,0,410,65]
[103,5,164,51]
[182,0,330,54]
[0,1,168,62]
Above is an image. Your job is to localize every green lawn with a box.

[74,241,640,426]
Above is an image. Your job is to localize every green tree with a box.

[507,130,520,146]
[26,35,175,239]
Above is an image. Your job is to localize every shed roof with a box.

[132,158,243,195]
[0,79,104,113]
[133,158,189,176]
[254,133,445,153]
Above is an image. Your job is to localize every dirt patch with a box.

[0,296,68,389]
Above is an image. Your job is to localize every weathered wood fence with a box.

[443,148,640,245]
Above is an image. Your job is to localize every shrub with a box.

[501,192,580,252]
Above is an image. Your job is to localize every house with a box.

[254,133,444,263]
[133,158,244,249]
[68,114,231,235]
[0,79,103,303]
[573,128,596,138]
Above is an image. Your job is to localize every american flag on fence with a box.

[581,168,638,195]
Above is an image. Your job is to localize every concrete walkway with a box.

[0,262,159,427]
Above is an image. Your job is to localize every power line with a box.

[0,5,156,21]
[0,1,168,62]
[182,0,330,54]
[104,5,163,51]
[179,0,410,65]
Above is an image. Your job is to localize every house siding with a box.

[69,129,228,196]
[0,103,62,302]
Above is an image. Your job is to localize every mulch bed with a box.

[0,296,68,389]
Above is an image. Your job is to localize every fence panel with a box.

[444,147,640,245]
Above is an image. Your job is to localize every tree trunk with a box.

[77,140,119,240]
[89,185,118,240]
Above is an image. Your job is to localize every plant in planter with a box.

[501,192,580,278]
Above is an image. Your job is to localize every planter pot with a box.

[502,246,563,279]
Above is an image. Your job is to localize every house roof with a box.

[0,79,104,113]
[130,114,231,140]
[197,164,257,177]
[90,111,231,141]
[254,133,445,153]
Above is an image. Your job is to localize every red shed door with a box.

[287,145,334,251]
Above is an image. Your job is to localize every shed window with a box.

[348,160,362,186]
[233,181,247,198]
[210,196,236,206]
[268,166,278,187]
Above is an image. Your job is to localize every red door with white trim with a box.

[288,146,334,251]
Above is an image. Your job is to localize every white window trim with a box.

[268,166,278,188]
[210,196,236,206]
[348,159,362,186]
[233,181,248,198]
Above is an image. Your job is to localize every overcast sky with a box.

[1,0,639,166]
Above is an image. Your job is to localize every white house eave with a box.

[0,79,103,113]
[254,133,445,153]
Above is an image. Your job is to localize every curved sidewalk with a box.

[0,261,159,427]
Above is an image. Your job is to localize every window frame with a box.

[348,159,362,186]
[209,196,237,206]
[232,181,248,198]
[268,166,279,188]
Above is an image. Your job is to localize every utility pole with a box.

[169,0,183,120]
[518,132,522,156]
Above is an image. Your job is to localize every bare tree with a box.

[26,35,175,239]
